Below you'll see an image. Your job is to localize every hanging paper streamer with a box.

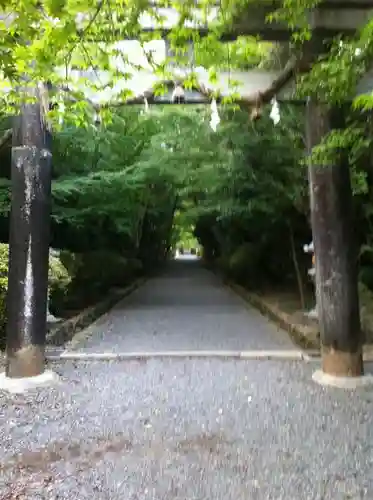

[93,111,101,127]
[58,99,65,126]
[144,97,149,114]
[210,98,220,132]
[270,97,280,125]
[171,85,185,104]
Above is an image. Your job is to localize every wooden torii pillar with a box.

[273,31,370,383]
[306,96,364,379]
[0,83,53,388]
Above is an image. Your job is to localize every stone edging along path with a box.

[0,277,146,367]
[47,277,146,347]
[227,282,320,352]
[226,280,373,363]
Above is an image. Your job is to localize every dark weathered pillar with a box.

[6,84,52,378]
[306,100,363,377]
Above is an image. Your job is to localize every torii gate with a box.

[1,0,372,391]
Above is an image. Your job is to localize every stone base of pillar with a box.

[0,369,59,394]
[6,345,46,378]
[322,349,363,377]
[312,347,372,388]
[312,369,373,389]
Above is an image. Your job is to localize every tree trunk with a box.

[306,100,363,377]
[6,83,52,378]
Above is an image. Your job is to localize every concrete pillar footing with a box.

[312,369,373,389]
[0,370,59,394]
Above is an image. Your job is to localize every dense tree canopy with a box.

[0,96,313,289]
[0,0,373,294]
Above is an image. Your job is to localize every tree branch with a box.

[95,55,304,111]
[241,55,299,105]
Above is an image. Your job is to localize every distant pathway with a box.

[66,256,295,353]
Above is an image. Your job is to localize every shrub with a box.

[59,250,82,277]
[49,254,71,288]
[0,278,7,350]
[359,266,373,292]
[49,280,71,316]
[125,258,143,279]
[72,251,141,289]
[0,244,8,349]
[49,251,143,314]
[48,254,71,317]
[215,254,230,275]
[0,247,72,345]
[227,243,261,285]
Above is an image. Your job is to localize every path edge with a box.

[47,277,146,349]
[229,282,320,352]
[224,281,373,362]
[203,262,319,359]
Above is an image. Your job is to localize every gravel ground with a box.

[2,257,373,499]
[68,257,295,353]
[1,359,373,499]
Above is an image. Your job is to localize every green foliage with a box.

[0,243,8,278]
[172,213,199,250]
[227,243,260,285]
[58,250,82,277]
[182,105,311,286]
[49,254,70,288]
[38,102,309,292]
[0,0,273,123]
[193,36,272,71]
[49,280,70,317]
[48,254,71,317]
[0,246,73,348]
[360,266,373,291]
[72,252,142,289]
[0,244,8,349]
[50,249,144,314]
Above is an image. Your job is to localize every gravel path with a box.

[67,257,295,353]
[2,258,373,499]
[1,359,373,499]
